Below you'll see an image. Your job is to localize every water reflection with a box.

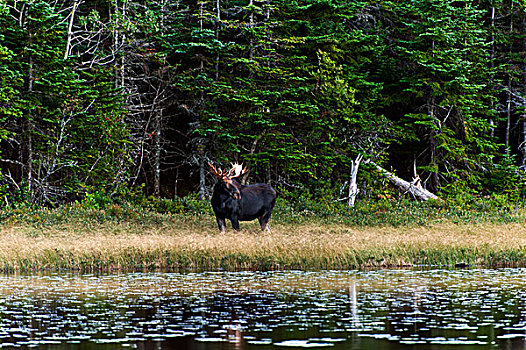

[0,269,525,349]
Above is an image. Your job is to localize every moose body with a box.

[209,163,277,232]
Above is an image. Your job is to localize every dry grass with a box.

[0,220,525,271]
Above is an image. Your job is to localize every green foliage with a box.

[3,195,524,233]
[484,150,522,199]
[78,190,113,210]
[150,198,184,215]
[0,0,130,206]
[392,0,498,190]
[0,0,524,207]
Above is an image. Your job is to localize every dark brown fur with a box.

[209,164,277,232]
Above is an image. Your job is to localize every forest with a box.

[0,0,525,207]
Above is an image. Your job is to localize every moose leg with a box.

[231,216,241,230]
[216,217,227,233]
[259,212,272,232]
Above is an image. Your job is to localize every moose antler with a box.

[208,162,224,178]
[210,162,248,179]
[228,163,248,178]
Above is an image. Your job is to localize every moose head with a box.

[208,162,248,200]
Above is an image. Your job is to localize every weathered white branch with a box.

[64,1,80,60]
[347,154,363,207]
[368,161,441,201]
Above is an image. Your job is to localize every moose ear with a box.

[208,162,223,178]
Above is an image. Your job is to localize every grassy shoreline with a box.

[1,198,526,271]
[1,218,526,271]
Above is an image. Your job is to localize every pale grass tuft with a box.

[0,221,525,271]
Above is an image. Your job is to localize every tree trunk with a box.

[249,0,254,61]
[64,0,79,60]
[428,94,439,191]
[489,5,496,138]
[506,80,512,149]
[113,0,126,89]
[521,9,526,166]
[347,155,362,207]
[27,31,34,198]
[215,0,220,80]
[174,168,179,198]
[369,161,441,201]
[153,112,162,197]
[199,156,206,200]
[505,0,514,149]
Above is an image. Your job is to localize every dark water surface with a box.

[0,269,525,349]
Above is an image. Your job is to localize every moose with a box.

[209,162,277,233]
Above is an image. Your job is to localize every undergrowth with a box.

[1,191,525,229]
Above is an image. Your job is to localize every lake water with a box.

[0,269,525,349]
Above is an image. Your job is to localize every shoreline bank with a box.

[0,221,525,271]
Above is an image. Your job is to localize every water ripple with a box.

[0,269,525,348]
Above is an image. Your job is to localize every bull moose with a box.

[209,162,277,233]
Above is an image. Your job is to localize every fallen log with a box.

[368,161,441,201]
